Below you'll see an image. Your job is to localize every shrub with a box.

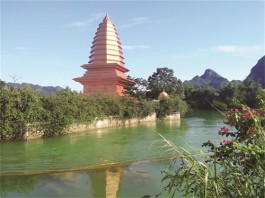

[161,100,265,197]
[0,88,43,139]
[156,96,188,119]
[0,88,158,139]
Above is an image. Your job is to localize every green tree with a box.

[147,67,183,99]
[184,87,217,109]
[235,80,265,108]
[124,76,148,99]
[218,83,237,107]
[0,80,6,90]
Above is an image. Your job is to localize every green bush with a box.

[0,88,158,140]
[156,96,188,119]
[1,84,189,140]
[0,88,43,138]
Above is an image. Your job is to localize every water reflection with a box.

[0,161,168,198]
[106,167,123,198]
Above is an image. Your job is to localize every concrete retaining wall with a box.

[3,113,180,141]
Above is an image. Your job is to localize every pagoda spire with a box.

[73,15,130,96]
[104,14,110,21]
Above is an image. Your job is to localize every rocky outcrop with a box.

[245,55,265,88]
[184,69,229,89]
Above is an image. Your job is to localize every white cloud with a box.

[122,45,151,50]
[213,45,264,56]
[215,45,238,53]
[118,17,149,28]
[65,13,105,28]
[196,45,264,57]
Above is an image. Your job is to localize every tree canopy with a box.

[147,67,183,99]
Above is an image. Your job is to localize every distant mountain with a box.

[184,75,209,89]
[184,69,229,89]
[6,82,63,95]
[245,55,265,88]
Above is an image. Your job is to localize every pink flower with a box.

[251,109,257,114]
[221,127,228,133]
[241,113,250,119]
[235,109,239,112]
[218,127,229,135]
[223,139,231,144]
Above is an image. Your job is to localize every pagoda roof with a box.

[88,15,126,68]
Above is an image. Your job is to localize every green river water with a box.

[0,110,225,197]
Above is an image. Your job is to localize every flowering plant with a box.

[162,100,265,198]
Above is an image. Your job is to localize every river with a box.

[0,110,225,197]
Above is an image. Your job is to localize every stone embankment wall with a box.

[2,113,180,141]
[68,113,158,134]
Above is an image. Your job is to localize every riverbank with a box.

[1,113,180,141]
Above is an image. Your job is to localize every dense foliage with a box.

[125,67,265,111]
[184,81,265,110]
[156,96,188,119]
[0,87,44,138]
[161,101,265,197]
[125,67,184,100]
[124,76,148,100]
[0,86,157,140]
[147,67,183,99]
[124,67,188,119]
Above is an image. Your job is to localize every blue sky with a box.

[1,0,264,91]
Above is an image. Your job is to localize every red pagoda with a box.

[74,15,130,96]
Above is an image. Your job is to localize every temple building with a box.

[74,15,130,96]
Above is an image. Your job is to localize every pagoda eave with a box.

[81,63,129,73]
[73,77,128,84]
